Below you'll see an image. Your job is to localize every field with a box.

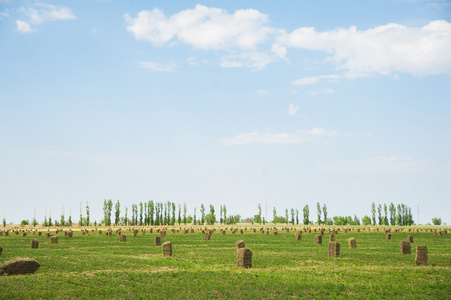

[0,226,450,299]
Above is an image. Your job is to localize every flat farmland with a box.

[0,226,449,299]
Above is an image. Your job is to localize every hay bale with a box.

[0,246,3,257]
[315,235,322,245]
[38,232,42,236]
[348,237,356,248]
[162,241,172,257]
[415,245,427,265]
[204,233,211,240]
[329,234,335,242]
[295,231,302,241]
[22,232,27,237]
[45,232,51,238]
[99,230,102,234]
[160,230,166,238]
[120,234,126,242]
[30,239,39,249]
[236,240,245,251]
[400,241,411,254]
[50,236,58,244]
[407,235,414,243]
[386,233,392,240]
[273,230,278,235]
[240,229,244,234]
[155,236,161,246]
[328,241,340,257]
[0,257,40,275]
[237,248,252,268]
[67,231,73,238]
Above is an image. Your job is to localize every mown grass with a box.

[0,227,450,299]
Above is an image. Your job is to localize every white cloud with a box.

[0,11,8,18]
[292,74,340,86]
[288,103,298,116]
[139,61,178,73]
[220,51,275,71]
[16,20,35,33]
[125,5,274,50]
[222,128,341,145]
[187,57,197,66]
[308,88,335,95]
[17,3,76,33]
[277,20,451,77]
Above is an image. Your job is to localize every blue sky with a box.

[1,0,450,225]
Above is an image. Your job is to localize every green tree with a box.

[285,209,289,225]
[183,202,187,225]
[200,204,205,225]
[317,202,322,225]
[303,205,310,225]
[68,215,72,227]
[86,202,90,226]
[389,202,396,225]
[178,204,181,225]
[371,202,376,225]
[125,207,128,226]
[60,209,65,227]
[3,216,6,228]
[223,205,227,223]
[139,202,143,225]
[322,204,327,225]
[290,208,295,225]
[397,204,402,226]
[115,200,120,225]
[79,202,83,226]
[219,205,223,224]
[171,202,176,225]
[295,209,299,225]
[377,204,382,225]
[207,204,216,225]
[273,207,277,225]
[193,206,197,225]
[362,215,372,225]
[383,204,388,225]
[432,217,442,225]
[257,204,262,224]
[148,201,154,225]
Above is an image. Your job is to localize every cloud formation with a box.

[16,3,76,33]
[288,103,298,116]
[277,20,451,77]
[222,128,341,145]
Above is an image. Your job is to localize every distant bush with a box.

[20,220,29,227]
[432,218,442,225]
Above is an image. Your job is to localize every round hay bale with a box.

[348,237,356,248]
[237,248,252,268]
[0,257,40,275]
[415,245,427,265]
[30,239,39,249]
[162,241,172,257]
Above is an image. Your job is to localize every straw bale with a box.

[45,232,51,238]
[386,233,392,240]
[348,237,356,248]
[204,233,211,240]
[0,246,3,257]
[400,241,411,254]
[22,232,27,237]
[237,248,252,268]
[295,231,302,241]
[155,236,161,246]
[38,231,42,236]
[120,234,126,242]
[415,245,427,265]
[240,229,244,234]
[273,230,278,235]
[236,240,245,251]
[315,235,322,245]
[30,239,39,249]
[329,234,335,242]
[162,241,172,256]
[407,235,414,243]
[160,230,166,238]
[328,241,340,257]
[0,257,40,275]
[50,236,58,244]
[99,230,102,234]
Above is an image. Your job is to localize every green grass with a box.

[0,227,450,299]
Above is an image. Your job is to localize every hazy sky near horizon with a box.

[1,0,450,225]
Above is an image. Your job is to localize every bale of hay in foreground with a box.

[155,236,161,246]
[162,241,172,257]
[328,241,340,257]
[120,234,126,242]
[407,235,414,243]
[348,238,356,249]
[315,235,322,245]
[236,240,245,251]
[400,241,411,254]
[30,239,39,249]
[329,234,335,242]
[50,236,58,244]
[0,257,40,275]
[415,245,427,265]
[295,231,302,241]
[237,248,252,268]
[386,233,392,240]
[0,246,3,257]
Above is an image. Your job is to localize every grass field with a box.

[0,226,450,299]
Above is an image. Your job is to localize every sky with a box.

[0,0,450,225]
